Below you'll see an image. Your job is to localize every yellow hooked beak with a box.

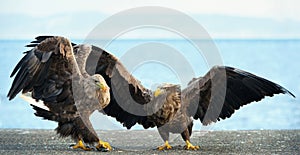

[97,82,107,92]
[154,88,161,97]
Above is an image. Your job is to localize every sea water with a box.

[0,39,299,130]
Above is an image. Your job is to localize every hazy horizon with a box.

[0,0,299,39]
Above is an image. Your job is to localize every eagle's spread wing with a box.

[7,36,100,142]
[8,36,76,104]
[183,66,295,125]
[7,36,79,122]
[86,46,152,129]
[18,36,152,130]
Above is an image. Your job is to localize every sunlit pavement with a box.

[0,129,299,154]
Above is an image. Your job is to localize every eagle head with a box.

[89,74,110,108]
[154,83,180,97]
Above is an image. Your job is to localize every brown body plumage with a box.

[7,36,111,151]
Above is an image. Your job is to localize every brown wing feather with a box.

[8,36,78,121]
[7,36,99,143]
[183,66,295,125]
[86,45,152,129]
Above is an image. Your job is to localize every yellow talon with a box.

[184,140,200,150]
[96,140,112,151]
[72,139,92,151]
[157,141,172,150]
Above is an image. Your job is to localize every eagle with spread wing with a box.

[8,36,295,151]
[7,36,112,151]
[144,66,295,150]
[85,40,295,150]
[86,40,295,150]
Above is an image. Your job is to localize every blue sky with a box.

[0,0,299,39]
[1,0,299,130]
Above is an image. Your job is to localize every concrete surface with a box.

[0,129,299,154]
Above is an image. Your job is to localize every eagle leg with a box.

[181,129,199,150]
[157,128,172,150]
[157,140,172,150]
[71,139,92,151]
[96,140,112,151]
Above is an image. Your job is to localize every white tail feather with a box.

[20,93,50,111]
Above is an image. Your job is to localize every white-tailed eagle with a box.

[8,36,295,151]
[7,36,111,151]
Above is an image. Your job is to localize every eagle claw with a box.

[70,140,92,151]
[96,140,112,151]
[184,140,200,150]
[157,141,172,150]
